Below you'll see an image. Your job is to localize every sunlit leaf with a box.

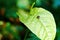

[0,21,3,25]
[17,8,56,40]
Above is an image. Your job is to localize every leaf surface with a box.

[17,8,56,40]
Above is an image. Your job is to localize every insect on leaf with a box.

[17,8,56,40]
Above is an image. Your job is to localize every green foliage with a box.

[0,0,57,40]
[24,29,41,40]
[17,7,56,40]
[0,21,3,25]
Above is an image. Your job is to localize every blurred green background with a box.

[0,0,60,40]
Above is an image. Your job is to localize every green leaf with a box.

[0,21,3,25]
[17,8,56,40]
[25,29,41,40]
